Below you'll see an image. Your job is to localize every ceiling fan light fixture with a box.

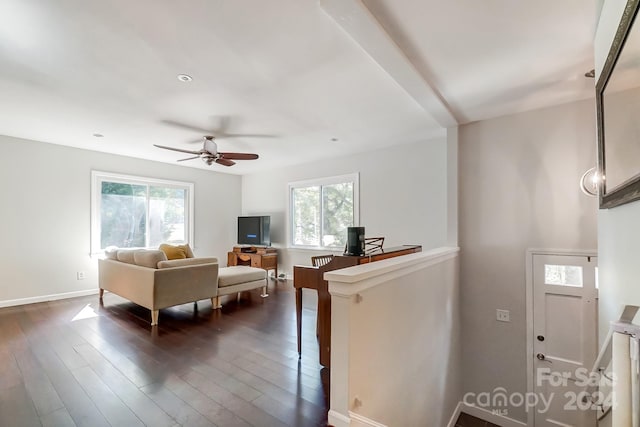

[177,74,193,82]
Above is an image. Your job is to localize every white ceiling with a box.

[0,0,596,174]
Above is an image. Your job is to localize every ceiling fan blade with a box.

[219,152,259,160]
[154,144,202,155]
[160,119,210,134]
[215,158,236,167]
[217,133,275,139]
[177,156,200,162]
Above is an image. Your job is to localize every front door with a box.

[532,254,598,426]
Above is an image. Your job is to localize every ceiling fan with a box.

[154,136,259,167]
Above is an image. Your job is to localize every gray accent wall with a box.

[459,99,598,422]
[0,134,241,305]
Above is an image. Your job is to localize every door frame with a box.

[525,248,597,427]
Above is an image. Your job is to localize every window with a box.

[544,264,583,287]
[289,173,359,249]
[91,171,194,254]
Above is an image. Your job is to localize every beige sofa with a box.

[98,248,268,325]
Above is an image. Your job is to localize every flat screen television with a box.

[237,216,271,246]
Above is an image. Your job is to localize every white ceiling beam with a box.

[320,0,458,128]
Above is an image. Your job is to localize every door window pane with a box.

[545,264,583,287]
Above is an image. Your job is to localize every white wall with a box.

[0,134,241,305]
[241,137,449,277]
[595,0,640,343]
[459,99,598,422]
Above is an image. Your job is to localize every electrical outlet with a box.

[77,271,86,280]
[496,309,510,322]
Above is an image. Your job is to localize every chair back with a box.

[311,254,335,268]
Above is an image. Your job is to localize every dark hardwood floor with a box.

[0,279,329,427]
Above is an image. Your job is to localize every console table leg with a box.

[296,287,302,358]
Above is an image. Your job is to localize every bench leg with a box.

[260,285,269,298]
[212,296,222,309]
[151,310,159,326]
[99,289,104,299]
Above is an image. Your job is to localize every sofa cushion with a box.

[133,249,167,268]
[157,257,218,269]
[116,250,136,264]
[159,243,194,260]
[218,266,266,288]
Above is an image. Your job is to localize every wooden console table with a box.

[227,246,278,277]
[293,245,422,367]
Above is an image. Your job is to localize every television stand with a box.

[227,246,278,278]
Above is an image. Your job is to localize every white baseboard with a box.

[348,411,388,427]
[461,402,527,427]
[0,289,99,308]
[328,410,351,427]
[447,401,464,427]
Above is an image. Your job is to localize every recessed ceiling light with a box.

[93,133,104,138]
[330,137,339,143]
[177,74,193,82]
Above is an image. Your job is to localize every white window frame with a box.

[287,173,359,250]
[91,171,194,255]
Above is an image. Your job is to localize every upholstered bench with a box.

[214,266,269,308]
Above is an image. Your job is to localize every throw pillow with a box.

[159,243,189,260]
[182,243,195,258]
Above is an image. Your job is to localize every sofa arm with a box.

[99,259,157,309]
[152,262,219,309]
